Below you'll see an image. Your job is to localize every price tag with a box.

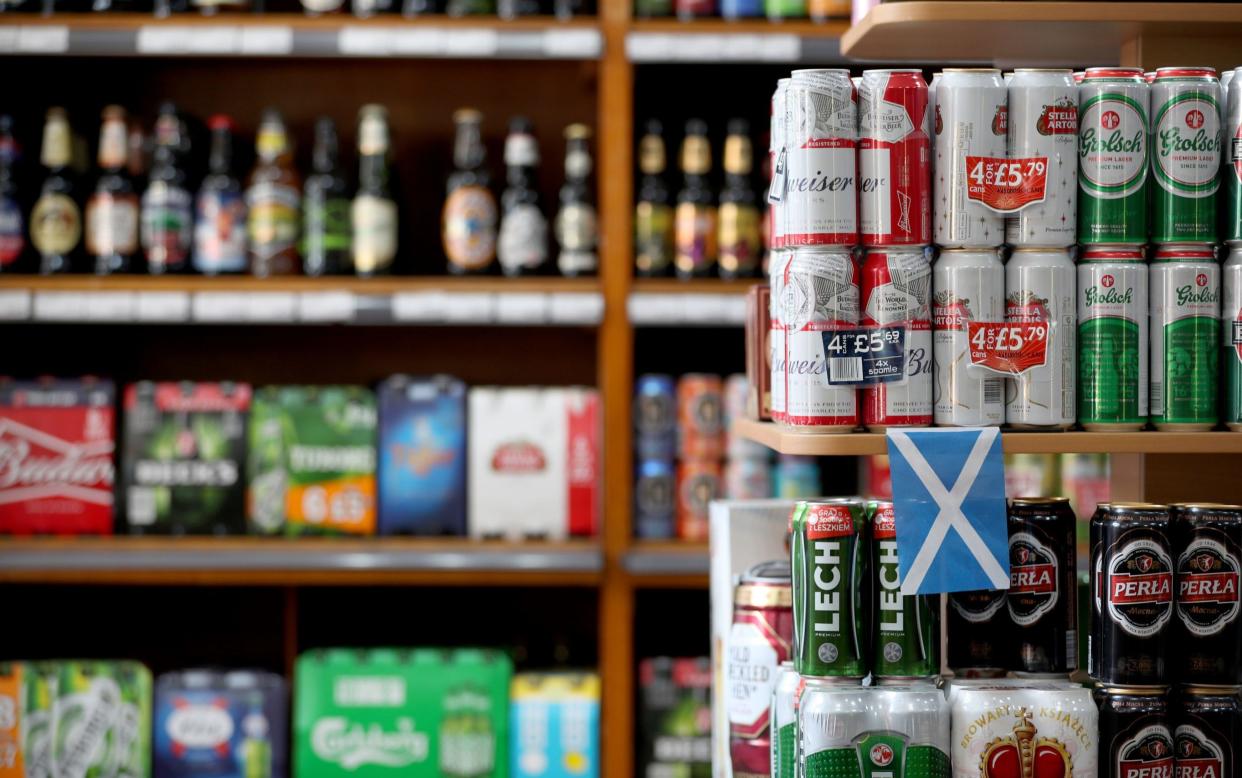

[136,26,192,53]
[0,290,31,320]
[441,292,494,323]
[627,293,681,325]
[0,27,20,53]
[33,292,85,321]
[757,34,799,61]
[187,26,240,54]
[392,291,447,322]
[443,29,498,56]
[965,156,1049,213]
[240,26,293,55]
[495,293,549,324]
[624,33,673,62]
[966,321,1050,375]
[683,295,730,324]
[193,292,249,322]
[542,28,601,58]
[135,292,190,322]
[298,291,355,323]
[244,292,296,322]
[388,28,441,55]
[18,25,68,53]
[85,292,136,322]
[821,326,906,385]
[338,27,390,55]
[548,292,604,325]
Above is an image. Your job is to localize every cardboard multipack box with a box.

[637,657,711,778]
[510,673,599,778]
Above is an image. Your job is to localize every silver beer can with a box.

[951,685,1099,778]
[769,247,792,424]
[934,68,1008,249]
[932,248,1005,426]
[770,78,790,250]
[798,680,869,778]
[781,69,858,247]
[770,662,799,778]
[1004,247,1077,429]
[1005,69,1079,248]
[869,686,950,770]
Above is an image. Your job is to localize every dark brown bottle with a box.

[31,108,83,275]
[87,106,140,275]
[352,105,398,277]
[674,118,717,280]
[497,116,548,277]
[717,118,761,280]
[246,109,302,277]
[555,123,597,278]
[140,103,193,275]
[634,119,673,278]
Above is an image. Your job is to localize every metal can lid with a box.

[861,68,924,75]
[802,675,865,687]
[1153,245,1216,260]
[735,581,792,609]
[1083,67,1145,80]
[1014,67,1074,73]
[1155,66,1218,79]
[943,67,1002,74]
[1011,496,1071,506]
[1182,685,1242,696]
[1095,684,1170,695]
[1099,501,1170,513]
[1080,246,1146,261]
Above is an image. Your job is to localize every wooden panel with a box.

[1143,455,1242,506]
[0,275,600,293]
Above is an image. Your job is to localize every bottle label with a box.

[303,196,352,256]
[443,186,497,270]
[635,201,673,274]
[86,193,140,256]
[30,192,81,255]
[247,182,301,257]
[718,202,761,275]
[0,195,25,266]
[555,203,597,251]
[675,202,718,272]
[194,189,248,273]
[141,184,193,267]
[497,203,548,272]
[352,194,398,274]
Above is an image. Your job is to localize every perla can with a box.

[870,500,938,679]
[1077,247,1149,431]
[1224,246,1242,430]
[1173,686,1240,778]
[1223,69,1242,244]
[934,68,1008,248]
[1151,67,1223,244]
[1171,503,1242,685]
[1095,686,1174,778]
[951,685,1099,778]
[1078,67,1150,245]
[932,248,1005,426]
[1004,247,1077,429]
[791,499,868,679]
[858,69,931,247]
[861,248,933,429]
[1150,244,1220,430]
[780,69,858,246]
[770,663,799,778]
[1005,69,1079,248]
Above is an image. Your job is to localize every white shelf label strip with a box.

[0,290,31,320]
[135,292,191,322]
[298,291,356,322]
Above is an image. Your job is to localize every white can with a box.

[951,685,1098,778]
[926,72,941,141]
[782,69,858,246]
[769,247,791,423]
[1005,69,1079,248]
[1004,247,1077,429]
[933,248,1005,426]
[769,78,790,250]
[934,68,1008,249]
[861,248,933,429]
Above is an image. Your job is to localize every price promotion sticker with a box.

[965,321,1050,375]
[964,156,1049,212]
[821,326,906,386]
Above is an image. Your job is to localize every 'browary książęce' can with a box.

[1150,244,1220,431]
[1171,502,1242,685]
[861,248,933,430]
[1224,245,1242,430]
[729,560,793,778]
[932,248,1005,427]
[858,69,931,248]
[1005,68,1078,248]
[1007,497,1078,675]
[1078,67,1150,245]
[1077,247,1149,431]
[1173,686,1240,778]
[946,588,1010,677]
[951,685,1098,778]
[779,69,858,247]
[869,500,938,679]
[1095,686,1174,778]
[934,68,1008,249]
[791,499,868,679]
[769,662,798,778]
[1151,67,1223,245]
[1004,247,1077,429]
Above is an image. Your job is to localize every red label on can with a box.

[860,72,931,246]
[806,503,855,539]
[964,155,1049,212]
[872,503,896,538]
[1110,572,1174,603]
[966,321,1050,375]
[1179,572,1239,603]
[1010,563,1057,593]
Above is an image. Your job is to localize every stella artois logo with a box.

[1006,291,1051,323]
[490,441,546,473]
[0,415,115,504]
[1177,537,1241,636]
[980,712,1071,778]
[933,290,973,331]
[1036,99,1078,136]
[1102,539,1174,638]
[1116,724,1173,778]
[1175,725,1225,778]
[991,104,1008,136]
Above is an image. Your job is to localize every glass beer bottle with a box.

[443,108,497,275]
[635,119,673,277]
[555,123,598,278]
[193,115,248,275]
[87,105,140,275]
[141,103,194,274]
[303,117,351,276]
[717,118,761,279]
[674,118,717,279]
[31,108,83,275]
[247,109,302,276]
[0,116,29,273]
[497,116,548,277]
[353,105,398,277]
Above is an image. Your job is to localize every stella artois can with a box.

[1095,686,1174,778]
[861,248,933,429]
[951,685,1098,778]
[770,663,799,778]
[1225,245,1242,429]
[933,68,1007,249]
[770,79,790,250]
[1078,67,1149,245]
[1151,67,1223,245]
[771,247,860,431]
[1150,244,1220,431]
[932,248,1005,427]
[1004,247,1077,429]
[858,69,931,247]
[791,498,868,679]
[780,69,858,247]
[1078,247,1149,431]
[1005,69,1078,248]
[1223,69,1242,245]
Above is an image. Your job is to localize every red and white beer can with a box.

[768,247,791,424]
[861,248,933,429]
[779,69,858,247]
[933,68,1008,249]
[1005,68,1078,248]
[768,78,790,250]
[859,69,931,247]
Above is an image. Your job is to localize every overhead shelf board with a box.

[627,19,847,63]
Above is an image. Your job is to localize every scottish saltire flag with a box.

[885,427,1010,595]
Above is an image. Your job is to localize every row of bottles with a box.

[0,0,590,19]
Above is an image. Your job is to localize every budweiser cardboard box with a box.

[468,387,599,540]
[0,377,116,535]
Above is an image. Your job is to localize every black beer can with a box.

[1172,503,1242,685]
[1094,685,1174,778]
[946,589,1009,677]
[1008,496,1078,674]
[1089,502,1174,686]
[1174,685,1241,778]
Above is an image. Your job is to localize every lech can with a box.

[1005,247,1077,429]
[1078,247,1149,430]
[1005,68,1079,248]
[1151,244,1220,430]
[858,69,931,247]
[932,248,1005,426]
[1094,686,1174,778]
[730,560,794,778]
[1224,245,1242,429]
[861,248,933,430]
[791,499,868,679]
[870,500,938,679]
[1078,67,1150,245]
[951,686,1099,778]
[946,589,1010,677]
[1007,497,1078,675]
[934,68,1008,249]
[1174,686,1240,778]
[770,662,799,778]
[1089,502,1174,686]
[1172,503,1242,685]
[1151,67,1223,244]
[780,69,857,247]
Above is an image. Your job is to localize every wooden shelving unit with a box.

[627,17,847,62]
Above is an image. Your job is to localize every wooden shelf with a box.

[627,18,847,62]
[734,417,1242,456]
[622,540,709,587]
[628,278,756,326]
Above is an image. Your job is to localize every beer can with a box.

[1173,685,1240,778]
[677,373,724,460]
[1089,502,1174,686]
[1077,247,1149,431]
[1078,67,1150,245]
[801,683,949,778]
[634,457,675,539]
[1171,502,1242,685]
[1150,244,1220,430]
[770,80,790,251]
[860,248,933,430]
[870,500,938,679]
[798,681,868,778]
[1005,69,1079,248]
[932,248,1005,426]
[933,68,1007,249]
[770,662,799,778]
[1151,67,1223,245]
[1223,68,1236,96]
[725,372,768,460]
[634,373,676,460]
[1007,497,1078,675]
[858,69,931,247]
[771,247,860,432]
[951,686,1098,778]
[791,499,868,679]
[946,589,1009,676]
[1224,246,1242,429]
[925,72,941,141]
[725,457,773,500]
[676,458,720,541]
[730,560,794,778]
[769,247,791,423]
[1074,71,1086,85]
[1004,247,1077,429]
[782,69,857,247]
[1094,686,1174,778]
[774,454,820,499]
[1224,69,1242,245]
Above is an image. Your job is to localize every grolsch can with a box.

[769,247,791,423]
[946,589,1009,677]
[791,499,868,679]
[1077,247,1149,431]
[932,248,1005,426]
[634,457,675,539]
[1173,686,1240,778]
[861,248,933,429]
[677,373,724,460]
[770,662,799,778]
[933,68,1008,248]
[1224,246,1242,430]
[1150,244,1220,430]
[1005,247,1077,429]
[951,686,1099,778]
[778,69,857,247]
[870,500,938,679]
[729,560,794,778]
[800,683,949,778]
[1171,503,1242,685]
[1151,67,1223,245]
[1005,69,1078,248]
[1007,497,1078,675]
[1078,68,1150,245]
[634,373,676,460]
[1090,502,1174,686]
[858,69,931,247]
[1094,686,1174,778]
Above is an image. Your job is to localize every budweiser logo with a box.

[0,418,115,504]
[490,441,546,473]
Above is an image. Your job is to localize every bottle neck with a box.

[312,135,339,175]
[681,136,710,178]
[41,118,72,170]
[208,129,233,176]
[723,135,752,179]
[359,151,388,193]
[98,119,129,172]
[453,123,484,172]
[564,139,591,184]
[638,135,665,177]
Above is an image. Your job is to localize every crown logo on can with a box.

[979,710,1072,778]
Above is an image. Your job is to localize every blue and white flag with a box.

[885,427,1010,595]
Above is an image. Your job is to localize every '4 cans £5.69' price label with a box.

[964,156,1049,212]
[821,326,906,386]
[966,322,1049,375]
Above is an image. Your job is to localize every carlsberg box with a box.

[294,648,511,778]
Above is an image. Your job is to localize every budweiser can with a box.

[1151,67,1222,245]
[932,248,1005,426]
[1224,69,1242,245]
[1077,67,1150,245]
[861,248,933,429]
[1150,244,1220,431]
[729,560,793,778]
[770,79,790,250]
[933,68,1007,249]
[1094,686,1174,778]
[771,247,860,431]
[1173,686,1240,778]
[770,662,798,778]
[769,247,791,424]
[1226,246,1242,429]
[1004,247,1077,429]
[951,685,1098,778]
[781,69,857,247]
[858,69,931,247]
[1005,69,1078,248]
[1007,497,1078,675]
[1171,503,1242,685]
[1077,247,1149,431]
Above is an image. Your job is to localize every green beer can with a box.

[53,660,152,778]
[1151,67,1223,244]
[1077,246,1150,430]
[769,662,799,778]
[1225,245,1242,430]
[868,500,938,679]
[21,662,55,778]
[791,499,868,679]
[1151,244,1221,430]
[1078,68,1150,245]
